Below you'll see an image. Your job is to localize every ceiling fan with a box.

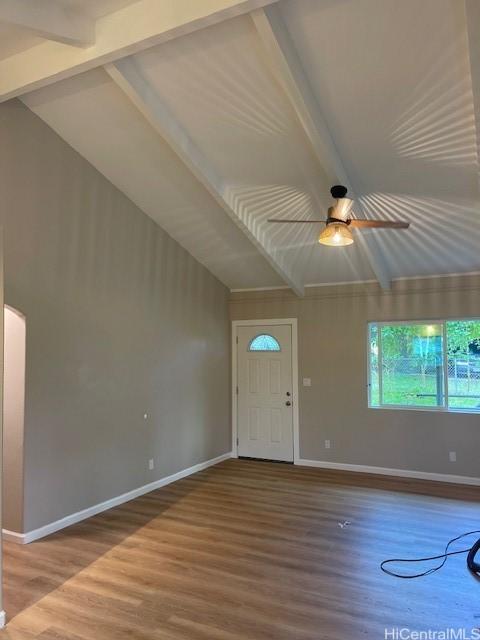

[268,185,410,246]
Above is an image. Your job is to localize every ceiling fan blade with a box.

[349,219,410,229]
[267,219,327,223]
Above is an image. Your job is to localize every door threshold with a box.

[238,457,294,464]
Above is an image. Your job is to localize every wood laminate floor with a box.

[1,459,479,639]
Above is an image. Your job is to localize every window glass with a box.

[446,320,480,410]
[369,323,445,408]
[248,334,281,352]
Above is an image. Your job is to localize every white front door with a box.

[237,324,294,462]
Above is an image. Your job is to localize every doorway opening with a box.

[3,306,26,537]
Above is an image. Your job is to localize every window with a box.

[368,319,480,412]
[248,334,281,352]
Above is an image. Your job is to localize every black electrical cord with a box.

[467,536,480,574]
[381,530,480,579]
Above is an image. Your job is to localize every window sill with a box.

[368,405,480,415]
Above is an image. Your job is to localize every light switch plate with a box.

[303,378,311,387]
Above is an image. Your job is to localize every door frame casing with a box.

[231,318,300,462]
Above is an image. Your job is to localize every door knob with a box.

[286,401,291,406]
[286,391,291,396]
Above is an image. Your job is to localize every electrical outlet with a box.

[449,451,456,463]
[303,378,311,387]
[148,458,154,470]
[325,439,331,449]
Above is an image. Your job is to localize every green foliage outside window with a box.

[368,319,480,411]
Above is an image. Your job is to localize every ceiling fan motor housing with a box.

[330,185,348,199]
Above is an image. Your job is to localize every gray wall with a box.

[231,276,480,478]
[0,100,231,533]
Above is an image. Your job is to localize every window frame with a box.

[367,317,480,414]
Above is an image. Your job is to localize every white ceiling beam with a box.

[0,0,279,103]
[0,0,94,47]
[105,58,304,296]
[252,5,392,290]
[465,0,480,189]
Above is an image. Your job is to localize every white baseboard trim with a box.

[4,452,232,545]
[295,458,480,486]
[2,529,26,544]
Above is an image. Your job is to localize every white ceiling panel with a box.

[0,23,42,59]
[125,14,376,284]
[58,0,139,19]
[22,67,284,290]
[280,0,480,280]
[17,0,480,291]
[0,0,139,58]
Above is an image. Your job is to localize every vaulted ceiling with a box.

[2,0,480,295]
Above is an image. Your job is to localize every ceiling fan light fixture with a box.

[318,222,354,246]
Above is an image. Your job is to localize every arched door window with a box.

[248,334,281,352]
